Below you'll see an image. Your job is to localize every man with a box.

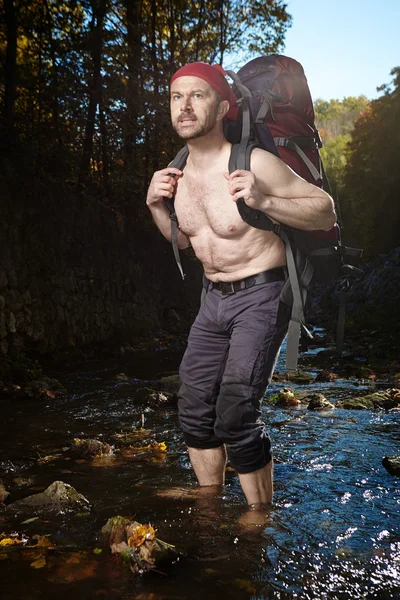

[146,62,336,508]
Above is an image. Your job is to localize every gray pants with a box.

[178,273,290,474]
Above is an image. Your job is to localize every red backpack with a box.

[167,55,362,369]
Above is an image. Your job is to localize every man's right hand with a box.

[146,167,183,206]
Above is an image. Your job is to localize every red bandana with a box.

[170,62,238,120]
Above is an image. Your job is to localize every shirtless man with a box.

[146,62,336,507]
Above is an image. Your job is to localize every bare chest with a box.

[174,173,248,238]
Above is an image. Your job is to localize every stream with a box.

[1,340,399,599]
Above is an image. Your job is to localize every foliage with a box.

[343,68,400,257]
[0,0,291,216]
[314,96,369,198]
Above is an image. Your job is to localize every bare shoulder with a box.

[250,147,295,184]
[250,146,281,167]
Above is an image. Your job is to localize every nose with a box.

[180,96,192,112]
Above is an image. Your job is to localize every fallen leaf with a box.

[110,541,128,554]
[0,537,24,547]
[128,524,156,548]
[31,556,46,569]
[21,517,40,525]
[38,454,62,465]
[36,535,55,550]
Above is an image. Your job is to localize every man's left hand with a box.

[224,170,265,209]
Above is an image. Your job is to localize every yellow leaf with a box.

[36,535,56,550]
[152,442,167,453]
[31,557,46,569]
[128,524,156,548]
[0,537,24,547]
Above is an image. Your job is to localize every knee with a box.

[213,383,272,473]
[178,382,222,449]
[214,383,262,440]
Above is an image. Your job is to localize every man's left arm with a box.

[225,148,336,231]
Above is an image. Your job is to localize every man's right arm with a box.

[146,167,190,249]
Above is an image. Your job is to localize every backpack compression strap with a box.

[229,140,312,371]
[166,145,190,279]
[274,137,322,183]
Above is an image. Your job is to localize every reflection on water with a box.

[0,343,399,599]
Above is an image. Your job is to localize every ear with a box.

[216,100,230,121]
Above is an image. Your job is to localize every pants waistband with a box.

[203,267,286,295]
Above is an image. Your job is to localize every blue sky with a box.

[282,0,400,101]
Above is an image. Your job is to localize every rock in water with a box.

[5,481,90,515]
[71,438,113,458]
[306,393,335,411]
[24,377,67,400]
[337,390,400,411]
[0,480,10,505]
[382,456,400,476]
[315,371,339,383]
[275,387,299,408]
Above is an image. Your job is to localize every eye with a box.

[194,93,203,99]
[171,93,181,101]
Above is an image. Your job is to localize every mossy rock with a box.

[5,481,90,515]
[285,370,314,384]
[337,393,388,410]
[306,393,335,411]
[269,387,299,407]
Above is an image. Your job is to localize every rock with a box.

[315,371,339,383]
[157,374,181,393]
[285,370,314,384]
[24,377,67,400]
[5,481,90,515]
[273,387,299,408]
[382,456,400,476]
[306,393,335,411]
[0,383,24,397]
[135,387,176,407]
[0,480,10,504]
[337,389,400,410]
[71,438,113,458]
[116,373,130,382]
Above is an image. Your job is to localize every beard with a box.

[172,108,218,140]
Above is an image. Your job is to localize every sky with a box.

[273,0,400,101]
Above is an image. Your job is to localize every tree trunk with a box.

[79,0,107,184]
[123,0,142,170]
[3,0,17,148]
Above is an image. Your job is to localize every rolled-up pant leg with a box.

[178,280,290,474]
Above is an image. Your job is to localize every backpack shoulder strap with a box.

[229,142,279,233]
[166,145,189,280]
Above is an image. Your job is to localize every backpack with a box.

[166,54,363,370]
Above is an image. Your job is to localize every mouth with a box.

[179,117,197,124]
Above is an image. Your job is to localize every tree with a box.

[343,68,400,257]
[314,95,370,223]
[2,0,17,148]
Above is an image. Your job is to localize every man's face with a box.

[170,76,222,140]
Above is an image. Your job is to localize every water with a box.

[0,344,399,599]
